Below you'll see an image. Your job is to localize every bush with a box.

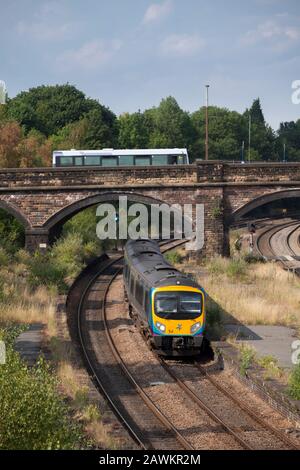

[0,329,82,449]
[0,247,10,267]
[288,363,300,400]
[51,232,87,280]
[226,258,247,278]
[240,345,256,376]
[164,250,183,265]
[28,254,67,292]
[243,253,265,264]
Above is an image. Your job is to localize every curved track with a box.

[68,238,300,450]
[255,219,300,272]
[158,359,299,450]
[73,240,195,450]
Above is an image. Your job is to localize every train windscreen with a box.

[154,291,202,320]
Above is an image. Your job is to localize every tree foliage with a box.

[0,84,299,166]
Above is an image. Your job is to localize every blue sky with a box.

[0,0,299,129]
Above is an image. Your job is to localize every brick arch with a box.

[229,188,300,224]
[0,199,31,229]
[42,191,171,232]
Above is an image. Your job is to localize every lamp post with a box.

[248,113,251,163]
[205,85,209,161]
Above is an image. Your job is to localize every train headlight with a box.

[190,322,201,334]
[156,321,166,333]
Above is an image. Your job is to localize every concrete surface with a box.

[225,324,299,369]
[15,323,44,366]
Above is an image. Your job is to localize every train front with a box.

[150,285,205,356]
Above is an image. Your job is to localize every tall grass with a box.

[201,257,300,327]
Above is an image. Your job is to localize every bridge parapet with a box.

[0,165,197,189]
[196,160,300,184]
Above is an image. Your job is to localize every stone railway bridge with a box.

[1,160,300,257]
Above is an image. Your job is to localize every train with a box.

[52,148,189,167]
[123,239,206,356]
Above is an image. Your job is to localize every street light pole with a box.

[205,85,209,161]
[248,113,251,163]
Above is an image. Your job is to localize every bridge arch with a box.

[229,188,300,225]
[0,200,31,229]
[43,191,170,233]
[41,191,191,247]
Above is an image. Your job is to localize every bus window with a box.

[85,156,101,166]
[101,156,118,167]
[169,155,178,165]
[74,157,84,166]
[119,155,134,166]
[152,155,169,165]
[177,155,186,164]
[135,156,151,166]
[59,156,73,166]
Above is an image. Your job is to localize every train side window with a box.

[136,280,144,305]
[130,273,135,295]
[144,289,149,309]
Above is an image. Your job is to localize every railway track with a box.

[255,219,300,272]
[68,236,300,450]
[72,239,195,450]
[158,358,299,450]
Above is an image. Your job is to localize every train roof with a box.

[124,239,200,289]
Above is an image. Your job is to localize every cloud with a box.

[242,19,300,47]
[143,0,172,24]
[58,39,122,69]
[16,2,78,41]
[16,20,75,41]
[161,34,205,57]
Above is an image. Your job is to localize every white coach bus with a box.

[52,148,189,167]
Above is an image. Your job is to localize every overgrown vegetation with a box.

[0,327,83,450]
[239,344,256,376]
[164,250,184,265]
[201,256,300,327]
[288,363,300,400]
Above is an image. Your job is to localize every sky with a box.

[0,0,299,130]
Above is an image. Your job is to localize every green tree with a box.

[191,106,244,161]
[6,84,114,138]
[276,120,300,162]
[244,99,276,161]
[118,111,151,148]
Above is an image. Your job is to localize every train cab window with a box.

[136,280,144,305]
[152,155,169,166]
[74,157,84,166]
[85,156,101,166]
[101,156,118,167]
[119,155,134,166]
[135,156,151,166]
[59,156,73,166]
